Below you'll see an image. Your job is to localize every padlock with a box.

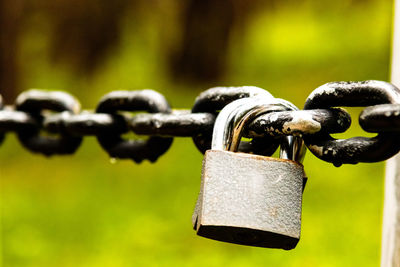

[192,97,306,250]
[191,96,303,229]
[191,96,303,231]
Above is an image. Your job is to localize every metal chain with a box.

[1,80,399,166]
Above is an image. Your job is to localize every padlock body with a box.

[194,150,305,250]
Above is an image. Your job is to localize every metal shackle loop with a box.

[192,86,276,155]
[211,96,306,162]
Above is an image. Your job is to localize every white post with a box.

[381,0,400,266]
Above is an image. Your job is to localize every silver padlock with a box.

[192,97,306,250]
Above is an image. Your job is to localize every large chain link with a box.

[1,80,399,166]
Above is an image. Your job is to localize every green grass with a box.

[1,0,394,266]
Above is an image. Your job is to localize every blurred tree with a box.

[0,0,23,103]
[169,0,265,85]
[0,0,132,103]
[0,0,374,104]
[47,0,131,75]
[169,0,234,84]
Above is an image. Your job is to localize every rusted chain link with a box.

[15,90,83,156]
[95,90,174,163]
[304,80,400,166]
[0,81,399,166]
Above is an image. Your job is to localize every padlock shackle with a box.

[211,96,306,162]
[281,135,306,164]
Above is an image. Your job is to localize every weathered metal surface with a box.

[95,90,173,163]
[130,110,216,137]
[194,150,305,249]
[191,86,273,114]
[0,109,38,132]
[44,112,127,136]
[129,108,350,139]
[247,108,351,137]
[0,83,398,164]
[360,104,400,132]
[15,89,82,156]
[304,80,400,166]
[16,89,81,113]
[191,86,275,154]
[305,81,400,108]
[193,96,305,249]
[209,97,298,154]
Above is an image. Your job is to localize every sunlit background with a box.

[0,0,394,266]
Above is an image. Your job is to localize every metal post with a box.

[381,0,400,265]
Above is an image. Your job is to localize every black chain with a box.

[304,81,400,166]
[1,81,399,166]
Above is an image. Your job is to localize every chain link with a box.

[1,80,399,166]
[15,90,83,156]
[304,80,400,166]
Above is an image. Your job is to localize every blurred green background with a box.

[0,0,394,266]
